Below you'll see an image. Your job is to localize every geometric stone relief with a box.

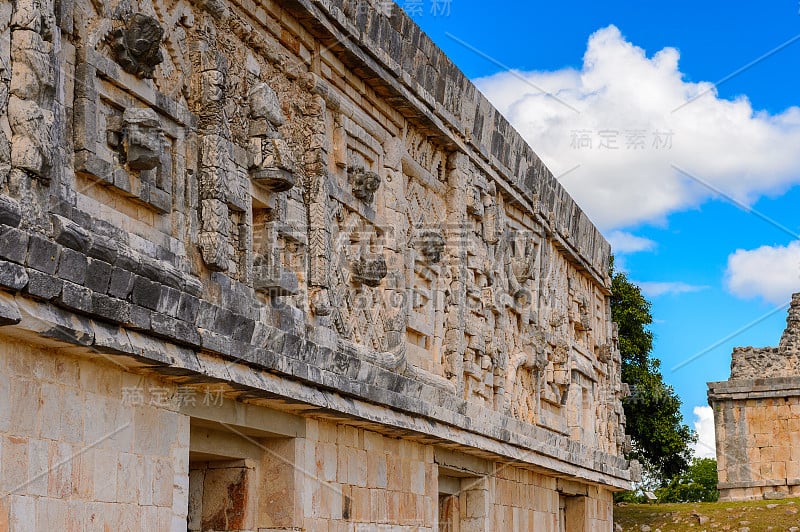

[461,174,505,408]
[327,204,394,353]
[403,160,448,375]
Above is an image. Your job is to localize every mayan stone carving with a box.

[248,82,295,192]
[352,253,388,288]
[350,167,380,204]
[107,13,165,78]
[0,0,633,528]
[0,53,9,185]
[121,108,164,170]
[418,230,445,264]
[9,0,55,179]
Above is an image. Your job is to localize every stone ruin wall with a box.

[0,0,631,529]
[709,294,800,502]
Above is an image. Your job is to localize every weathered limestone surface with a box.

[0,0,631,529]
[709,294,800,502]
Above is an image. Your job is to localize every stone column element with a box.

[8,0,55,179]
[191,30,233,273]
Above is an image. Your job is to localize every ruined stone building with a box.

[709,294,800,502]
[0,0,632,529]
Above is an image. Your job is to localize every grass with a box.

[614,497,800,531]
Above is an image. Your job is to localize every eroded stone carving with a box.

[107,14,165,79]
[547,340,572,404]
[0,55,10,184]
[122,108,164,171]
[352,254,387,288]
[248,82,295,192]
[193,28,237,273]
[418,230,445,264]
[505,322,548,423]
[9,0,55,179]
[350,167,380,204]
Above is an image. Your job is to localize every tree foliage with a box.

[610,260,696,483]
[656,458,719,503]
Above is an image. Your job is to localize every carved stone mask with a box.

[351,168,381,204]
[123,108,163,171]
[352,255,387,287]
[249,83,284,128]
[108,14,165,78]
[418,231,445,264]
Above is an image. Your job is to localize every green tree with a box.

[656,458,719,503]
[610,260,696,484]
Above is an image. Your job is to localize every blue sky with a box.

[403,0,800,456]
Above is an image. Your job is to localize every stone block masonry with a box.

[709,294,800,501]
[0,0,632,529]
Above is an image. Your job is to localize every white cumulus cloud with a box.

[725,241,800,304]
[475,25,800,230]
[606,231,656,254]
[692,405,716,459]
[636,281,708,298]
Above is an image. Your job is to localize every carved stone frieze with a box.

[0,0,633,506]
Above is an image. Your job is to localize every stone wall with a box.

[0,336,618,530]
[0,0,631,528]
[0,336,189,530]
[709,294,800,501]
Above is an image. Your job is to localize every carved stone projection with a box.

[418,230,445,264]
[247,82,298,295]
[119,108,164,170]
[350,167,380,204]
[107,13,165,79]
[192,27,241,274]
[352,254,387,288]
[248,82,295,192]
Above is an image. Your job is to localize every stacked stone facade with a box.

[709,294,800,502]
[0,0,631,529]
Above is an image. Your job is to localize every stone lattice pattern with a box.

[0,0,632,529]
